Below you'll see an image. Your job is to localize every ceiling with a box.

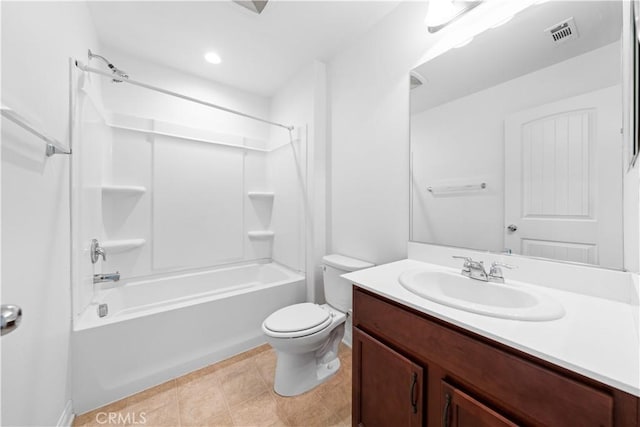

[87,1,401,96]
[411,1,622,113]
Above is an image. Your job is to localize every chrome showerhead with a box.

[88,49,129,83]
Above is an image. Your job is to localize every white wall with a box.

[622,1,640,273]
[410,43,621,254]
[98,47,271,141]
[328,2,436,266]
[1,2,101,425]
[268,61,327,302]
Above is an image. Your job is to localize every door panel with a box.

[353,328,423,427]
[442,381,518,427]
[505,86,623,268]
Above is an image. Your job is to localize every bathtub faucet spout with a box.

[93,272,120,284]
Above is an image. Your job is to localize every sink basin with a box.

[398,269,565,321]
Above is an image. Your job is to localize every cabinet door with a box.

[353,328,423,427]
[441,381,518,427]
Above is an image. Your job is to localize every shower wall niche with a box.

[71,63,308,320]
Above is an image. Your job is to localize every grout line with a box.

[218,368,237,427]
[173,380,182,427]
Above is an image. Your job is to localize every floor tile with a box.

[253,349,277,389]
[73,400,128,427]
[229,391,289,427]
[205,411,235,427]
[178,384,228,426]
[218,359,269,407]
[75,343,352,427]
[128,399,180,426]
[272,388,333,427]
[126,380,177,414]
[318,380,352,422]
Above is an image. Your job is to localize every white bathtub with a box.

[72,262,305,414]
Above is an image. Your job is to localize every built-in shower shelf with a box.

[247,231,275,240]
[248,191,275,200]
[101,239,146,253]
[102,185,147,197]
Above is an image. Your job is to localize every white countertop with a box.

[343,259,640,397]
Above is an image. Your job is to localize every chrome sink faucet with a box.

[453,256,515,283]
[453,256,488,281]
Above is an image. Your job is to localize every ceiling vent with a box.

[233,0,269,14]
[545,17,579,45]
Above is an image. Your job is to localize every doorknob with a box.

[1,304,22,336]
[507,224,518,232]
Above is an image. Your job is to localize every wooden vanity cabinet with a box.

[352,286,640,427]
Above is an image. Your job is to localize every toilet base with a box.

[264,305,346,397]
[273,352,341,396]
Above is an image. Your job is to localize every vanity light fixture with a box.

[426,0,483,33]
[204,51,222,65]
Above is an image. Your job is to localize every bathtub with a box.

[72,262,305,414]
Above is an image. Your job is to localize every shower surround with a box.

[70,55,310,412]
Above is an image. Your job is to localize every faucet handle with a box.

[453,256,477,274]
[490,261,516,270]
[488,262,516,283]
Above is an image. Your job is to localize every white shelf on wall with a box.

[248,191,275,200]
[101,239,146,253]
[247,231,275,240]
[102,185,147,197]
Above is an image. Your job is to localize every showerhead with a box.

[88,49,129,83]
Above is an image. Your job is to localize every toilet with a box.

[262,254,374,396]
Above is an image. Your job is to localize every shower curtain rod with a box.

[75,61,294,131]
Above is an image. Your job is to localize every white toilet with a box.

[262,254,374,396]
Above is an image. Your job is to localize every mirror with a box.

[410,1,625,269]
[633,0,640,167]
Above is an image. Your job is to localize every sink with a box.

[398,269,565,321]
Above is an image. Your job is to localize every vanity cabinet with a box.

[352,287,639,427]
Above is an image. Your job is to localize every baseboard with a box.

[56,400,74,427]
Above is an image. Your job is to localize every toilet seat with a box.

[263,303,333,338]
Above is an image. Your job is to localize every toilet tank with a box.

[322,254,374,312]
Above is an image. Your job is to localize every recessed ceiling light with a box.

[204,52,222,65]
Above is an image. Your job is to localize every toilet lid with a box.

[263,303,330,333]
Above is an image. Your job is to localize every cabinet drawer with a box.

[354,287,614,427]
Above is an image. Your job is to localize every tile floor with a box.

[73,344,352,427]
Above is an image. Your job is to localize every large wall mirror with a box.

[410,1,627,270]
